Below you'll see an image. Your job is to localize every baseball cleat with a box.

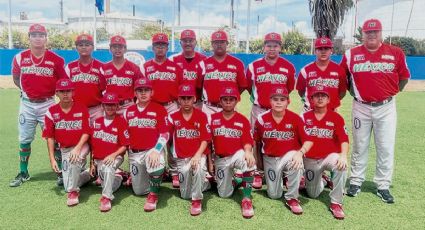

[190,199,202,216]
[285,199,303,215]
[252,173,263,189]
[56,174,64,187]
[377,189,394,204]
[322,174,333,190]
[99,196,112,212]
[67,191,80,207]
[346,184,361,197]
[241,198,254,218]
[144,192,158,212]
[9,172,31,187]
[172,175,180,188]
[329,203,345,220]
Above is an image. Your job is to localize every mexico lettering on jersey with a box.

[210,111,253,157]
[65,59,106,108]
[198,54,248,103]
[254,110,309,157]
[168,108,211,158]
[12,49,67,99]
[303,110,349,159]
[101,60,143,101]
[340,43,410,102]
[247,57,296,109]
[91,116,130,160]
[124,102,168,150]
[141,59,183,104]
[296,61,347,110]
[42,103,90,148]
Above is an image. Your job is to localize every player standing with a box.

[124,78,169,212]
[341,19,410,203]
[102,35,143,115]
[296,37,346,112]
[253,86,312,215]
[43,78,91,206]
[10,24,67,187]
[167,84,211,216]
[90,92,130,212]
[303,86,349,220]
[169,29,207,109]
[210,86,256,218]
[65,34,106,124]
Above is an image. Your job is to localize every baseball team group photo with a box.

[1,0,424,229]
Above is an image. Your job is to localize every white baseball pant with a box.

[94,155,124,200]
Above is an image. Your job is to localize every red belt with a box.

[22,97,53,103]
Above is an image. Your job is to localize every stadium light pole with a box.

[246,0,251,53]
[8,0,12,49]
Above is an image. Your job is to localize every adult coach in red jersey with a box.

[102,35,143,115]
[303,86,349,220]
[142,33,183,113]
[341,19,410,203]
[10,24,67,187]
[296,37,347,112]
[246,32,296,189]
[169,30,207,109]
[65,34,106,124]
[198,30,248,119]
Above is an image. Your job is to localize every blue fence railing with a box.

[1,49,424,79]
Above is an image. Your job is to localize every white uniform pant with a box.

[176,156,210,200]
[60,144,91,193]
[304,153,346,204]
[263,151,303,200]
[201,103,222,122]
[18,98,54,144]
[117,101,134,115]
[128,149,165,195]
[94,155,124,200]
[88,105,103,126]
[250,104,268,131]
[350,99,397,190]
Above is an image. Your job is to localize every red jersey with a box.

[12,49,67,99]
[340,43,410,102]
[198,54,248,104]
[169,52,207,100]
[101,60,143,101]
[247,57,296,109]
[142,59,183,104]
[296,61,347,110]
[303,110,349,159]
[210,112,253,157]
[91,116,130,160]
[254,110,309,157]
[168,108,211,158]
[65,59,106,108]
[124,102,168,150]
[43,103,90,148]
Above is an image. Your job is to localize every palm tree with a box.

[309,0,354,39]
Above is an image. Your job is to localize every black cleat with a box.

[346,184,361,197]
[377,189,394,204]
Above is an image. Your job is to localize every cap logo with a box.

[34,25,41,30]
[368,22,376,28]
[139,79,146,84]
[225,88,233,93]
[115,37,121,42]
[215,33,222,38]
[107,94,114,100]
[61,81,68,86]
[316,85,324,90]
[81,35,87,40]
[158,35,163,40]
[183,85,190,91]
[276,89,283,94]
[270,34,276,39]
[185,31,190,36]
[321,38,327,44]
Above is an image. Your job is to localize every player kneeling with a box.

[43,79,91,207]
[210,87,256,219]
[167,84,211,216]
[124,78,169,212]
[253,87,312,215]
[302,86,349,220]
[90,92,130,212]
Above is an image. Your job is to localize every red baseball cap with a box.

[102,92,119,104]
[178,84,196,97]
[29,24,47,34]
[264,32,282,44]
[75,34,93,45]
[211,30,228,42]
[270,86,289,98]
[134,78,153,90]
[56,78,75,91]
[310,85,329,98]
[362,19,382,32]
[180,30,196,40]
[110,35,126,46]
[314,37,333,48]
[152,33,169,44]
[220,86,240,101]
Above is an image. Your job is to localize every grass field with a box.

[1,89,424,229]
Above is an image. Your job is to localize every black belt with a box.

[203,101,221,108]
[355,97,393,107]
[130,148,148,153]
[119,99,133,106]
[22,97,53,103]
